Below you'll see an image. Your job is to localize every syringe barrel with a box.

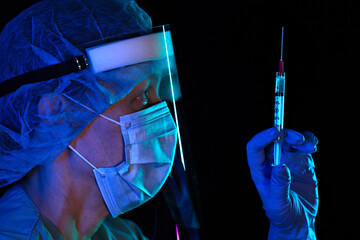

[274,73,285,130]
[273,73,285,166]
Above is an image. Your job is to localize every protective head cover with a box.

[0,0,153,187]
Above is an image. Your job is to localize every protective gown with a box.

[0,184,147,239]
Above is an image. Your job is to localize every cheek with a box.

[130,96,149,111]
[92,119,125,167]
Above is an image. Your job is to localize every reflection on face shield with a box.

[96,61,163,109]
[84,27,184,165]
[87,28,182,105]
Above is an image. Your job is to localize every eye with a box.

[132,88,149,109]
[143,89,149,99]
[138,88,149,102]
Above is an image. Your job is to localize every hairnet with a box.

[0,0,152,187]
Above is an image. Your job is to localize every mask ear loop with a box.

[68,145,105,177]
[62,94,125,127]
[63,94,127,176]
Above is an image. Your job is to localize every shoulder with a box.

[0,184,41,239]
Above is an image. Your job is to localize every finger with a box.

[246,127,280,167]
[247,128,279,185]
[284,153,319,210]
[271,164,291,200]
[264,164,292,226]
[292,131,318,154]
[283,129,305,145]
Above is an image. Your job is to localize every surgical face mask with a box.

[68,101,177,217]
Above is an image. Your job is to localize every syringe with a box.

[273,26,285,166]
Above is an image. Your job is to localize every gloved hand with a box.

[246,128,319,240]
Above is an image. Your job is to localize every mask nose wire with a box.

[62,94,124,126]
[68,145,105,177]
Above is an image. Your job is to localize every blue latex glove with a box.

[246,128,319,240]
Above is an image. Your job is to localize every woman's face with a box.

[70,62,162,169]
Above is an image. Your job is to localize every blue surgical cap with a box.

[0,0,152,187]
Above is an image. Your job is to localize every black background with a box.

[1,0,359,239]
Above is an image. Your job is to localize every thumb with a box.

[271,164,291,203]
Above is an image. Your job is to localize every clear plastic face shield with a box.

[85,25,185,169]
[83,25,201,239]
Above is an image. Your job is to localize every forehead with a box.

[93,60,167,101]
[107,59,167,80]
